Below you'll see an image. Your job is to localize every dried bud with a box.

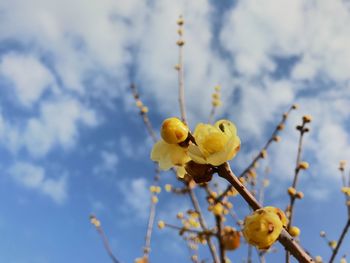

[302,115,312,123]
[298,161,309,170]
[277,124,285,131]
[292,104,298,110]
[185,161,213,184]
[295,191,304,199]
[176,39,185,46]
[273,136,281,142]
[222,226,241,250]
[260,149,267,159]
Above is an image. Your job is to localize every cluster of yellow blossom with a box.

[243,206,287,249]
[151,117,241,183]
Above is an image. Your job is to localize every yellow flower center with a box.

[202,132,228,155]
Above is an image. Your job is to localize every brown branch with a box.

[217,162,313,263]
[216,105,296,202]
[93,224,120,263]
[143,191,158,258]
[189,188,220,263]
[177,17,188,125]
[164,223,213,235]
[286,121,308,263]
[215,215,225,263]
[329,217,350,263]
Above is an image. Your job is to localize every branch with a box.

[329,217,350,263]
[217,162,313,263]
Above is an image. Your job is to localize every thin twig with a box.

[96,226,120,263]
[215,215,226,263]
[329,218,350,263]
[217,162,313,263]
[216,106,295,202]
[189,188,220,263]
[286,121,308,263]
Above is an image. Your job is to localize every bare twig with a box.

[217,162,313,263]
[329,218,350,263]
[215,215,226,263]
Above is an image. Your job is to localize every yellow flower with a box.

[210,203,224,216]
[298,161,309,170]
[165,184,172,192]
[188,120,240,166]
[263,206,288,227]
[151,139,190,170]
[328,240,337,249]
[161,117,189,144]
[243,207,286,249]
[151,196,158,204]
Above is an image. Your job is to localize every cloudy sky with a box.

[0,0,350,262]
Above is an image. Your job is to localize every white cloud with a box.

[0,97,98,157]
[119,178,150,220]
[0,53,57,106]
[93,150,119,175]
[9,162,68,204]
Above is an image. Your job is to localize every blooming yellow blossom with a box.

[151,139,190,170]
[243,207,286,249]
[188,120,240,166]
[160,117,189,144]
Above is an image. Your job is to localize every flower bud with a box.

[288,226,300,237]
[176,40,185,46]
[161,117,189,144]
[295,191,304,199]
[243,207,285,249]
[158,220,165,229]
[328,240,337,249]
[288,187,297,197]
[302,115,312,123]
[222,226,240,250]
[298,161,309,170]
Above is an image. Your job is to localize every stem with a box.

[188,188,220,263]
[286,123,306,263]
[216,215,225,263]
[177,26,188,124]
[329,217,350,263]
[96,227,120,263]
[143,193,157,258]
[217,162,313,263]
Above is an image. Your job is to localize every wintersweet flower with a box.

[151,139,190,170]
[243,206,287,249]
[188,120,240,166]
[160,117,189,144]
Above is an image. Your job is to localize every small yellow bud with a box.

[260,149,267,159]
[214,85,221,92]
[177,28,183,36]
[288,226,300,237]
[150,186,157,193]
[328,240,337,249]
[211,203,224,216]
[155,186,161,193]
[151,196,159,203]
[174,64,180,70]
[136,100,143,108]
[277,124,285,130]
[288,187,297,197]
[176,40,185,46]
[165,184,172,192]
[295,191,304,199]
[161,117,189,144]
[298,161,309,170]
[263,179,270,187]
[212,99,222,107]
[339,160,347,171]
[340,257,347,263]
[177,16,184,26]
[141,106,149,113]
[134,257,148,263]
[314,255,323,263]
[158,220,165,229]
[341,187,350,196]
[176,212,184,219]
[212,93,220,100]
[273,136,281,142]
[247,169,257,178]
[292,104,299,110]
[191,255,198,261]
[302,115,312,123]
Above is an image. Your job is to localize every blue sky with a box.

[0,0,350,262]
